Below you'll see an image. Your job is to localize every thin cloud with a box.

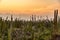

[58,0,60,3]
[0,0,1,1]
[0,0,2,2]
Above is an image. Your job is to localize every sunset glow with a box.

[0,0,59,15]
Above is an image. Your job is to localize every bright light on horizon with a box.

[0,0,59,15]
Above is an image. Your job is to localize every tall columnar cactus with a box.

[8,15,13,40]
[51,9,58,40]
[31,15,36,22]
[53,9,58,35]
[0,17,2,40]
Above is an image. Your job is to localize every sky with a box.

[0,0,59,16]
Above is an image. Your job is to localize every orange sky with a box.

[0,0,60,15]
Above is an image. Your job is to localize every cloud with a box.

[58,0,60,3]
[0,0,1,1]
